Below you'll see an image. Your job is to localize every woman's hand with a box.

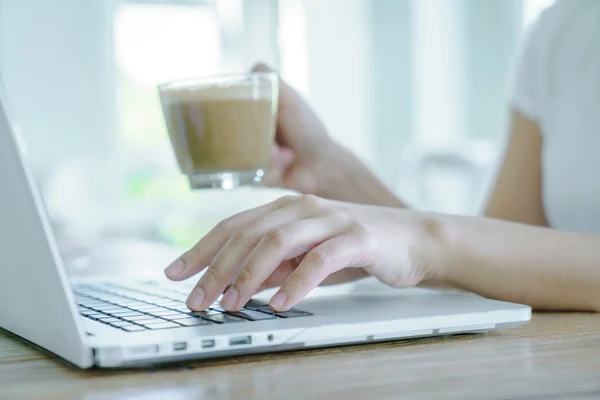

[252,64,341,195]
[254,64,404,208]
[164,195,439,312]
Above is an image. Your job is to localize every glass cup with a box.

[158,72,279,190]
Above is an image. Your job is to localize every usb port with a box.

[173,342,187,351]
[201,339,216,349]
[229,336,252,346]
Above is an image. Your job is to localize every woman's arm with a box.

[315,147,408,208]
[484,109,548,225]
[426,213,600,312]
[424,109,600,312]
[167,191,600,313]
[427,110,600,311]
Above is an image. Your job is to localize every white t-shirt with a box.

[508,0,600,233]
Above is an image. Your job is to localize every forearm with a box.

[316,147,407,208]
[426,214,600,311]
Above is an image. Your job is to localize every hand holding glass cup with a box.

[158,72,279,190]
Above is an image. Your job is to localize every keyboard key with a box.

[111,311,144,317]
[275,310,313,318]
[98,318,121,324]
[157,313,188,319]
[164,313,194,321]
[244,300,274,312]
[166,296,188,303]
[78,301,105,308]
[134,296,163,303]
[96,315,118,320]
[162,304,187,310]
[148,296,172,303]
[176,318,212,327]
[199,313,245,324]
[123,315,155,322]
[148,310,182,317]
[187,310,221,318]
[96,296,125,303]
[253,308,276,315]
[163,300,186,305]
[85,313,106,318]
[145,322,181,330]
[110,321,136,327]
[90,305,123,311]
[152,299,183,307]
[136,317,165,325]
[121,300,147,306]
[227,309,277,321]
[143,309,173,316]
[122,325,147,332]
[135,305,164,311]
[244,299,270,309]
[170,306,193,312]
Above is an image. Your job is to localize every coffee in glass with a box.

[158,72,279,189]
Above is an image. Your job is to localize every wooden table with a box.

[2,313,600,400]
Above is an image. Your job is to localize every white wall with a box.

[301,0,374,167]
[396,0,522,212]
[278,0,523,213]
[0,0,116,176]
[368,0,414,188]
[464,0,522,140]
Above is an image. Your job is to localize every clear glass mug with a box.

[158,72,279,190]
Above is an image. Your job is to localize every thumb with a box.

[273,145,295,172]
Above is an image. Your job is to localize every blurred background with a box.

[0,0,553,261]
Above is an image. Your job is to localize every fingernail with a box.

[164,259,184,279]
[221,287,239,310]
[270,292,287,311]
[187,287,206,310]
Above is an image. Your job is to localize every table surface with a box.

[2,313,600,400]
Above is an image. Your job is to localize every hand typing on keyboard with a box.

[74,283,312,332]
[163,195,435,313]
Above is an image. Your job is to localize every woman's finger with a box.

[186,197,320,310]
[270,232,368,311]
[320,268,370,286]
[253,260,297,294]
[221,213,350,310]
[164,195,298,282]
[253,264,369,295]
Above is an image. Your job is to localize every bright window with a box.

[111,1,283,248]
[0,0,556,248]
[523,0,555,25]
[114,3,222,204]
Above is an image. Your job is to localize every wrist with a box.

[314,144,404,208]
[409,213,454,283]
[309,143,353,196]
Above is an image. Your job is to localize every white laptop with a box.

[0,78,531,369]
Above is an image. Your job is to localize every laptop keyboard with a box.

[73,282,312,332]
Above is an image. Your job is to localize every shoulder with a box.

[520,0,592,64]
[508,0,599,122]
[533,0,598,45]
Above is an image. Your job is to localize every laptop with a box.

[0,78,531,369]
